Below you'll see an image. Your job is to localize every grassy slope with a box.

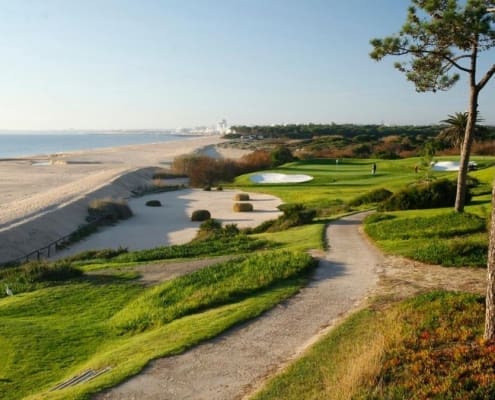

[1,250,315,400]
[252,291,495,400]
[363,164,494,267]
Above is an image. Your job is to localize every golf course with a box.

[1,155,494,399]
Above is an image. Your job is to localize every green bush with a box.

[234,193,250,201]
[349,188,393,207]
[198,218,222,233]
[145,200,162,207]
[217,186,223,191]
[380,179,471,211]
[191,209,211,221]
[88,197,133,221]
[271,145,296,166]
[233,202,254,212]
[62,247,128,262]
[203,186,211,191]
[250,203,316,233]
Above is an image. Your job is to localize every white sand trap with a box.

[54,189,283,257]
[250,173,313,184]
[432,161,477,171]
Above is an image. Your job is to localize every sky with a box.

[0,0,494,130]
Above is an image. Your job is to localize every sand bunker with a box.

[432,161,477,171]
[250,173,313,184]
[54,189,283,257]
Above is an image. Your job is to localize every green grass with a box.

[365,211,488,267]
[110,250,316,333]
[0,250,314,400]
[233,157,494,207]
[253,222,326,252]
[251,291,495,400]
[67,234,274,270]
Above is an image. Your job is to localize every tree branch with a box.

[395,45,472,73]
[478,64,495,91]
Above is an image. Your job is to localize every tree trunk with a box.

[484,180,495,340]
[454,87,478,212]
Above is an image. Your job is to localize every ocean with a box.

[0,131,195,159]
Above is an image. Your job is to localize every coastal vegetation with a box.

[2,149,495,399]
[251,291,495,400]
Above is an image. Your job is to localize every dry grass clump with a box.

[191,209,211,221]
[145,200,162,207]
[233,202,253,212]
[234,193,250,201]
[88,197,133,221]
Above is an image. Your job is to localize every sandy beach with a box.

[0,135,263,264]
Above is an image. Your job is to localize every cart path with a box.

[95,212,382,400]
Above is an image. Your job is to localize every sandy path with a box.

[95,212,382,400]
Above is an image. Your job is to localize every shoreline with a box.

[0,135,251,264]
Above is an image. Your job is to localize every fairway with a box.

[234,156,495,207]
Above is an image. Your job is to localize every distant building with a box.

[217,119,230,135]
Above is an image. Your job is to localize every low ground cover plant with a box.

[252,291,495,400]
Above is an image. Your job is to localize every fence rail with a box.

[0,217,106,267]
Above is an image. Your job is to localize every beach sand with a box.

[0,135,265,264]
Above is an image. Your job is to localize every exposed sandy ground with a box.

[55,189,282,258]
[95,212,382,400]
[0,136,251,263]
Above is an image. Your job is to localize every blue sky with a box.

[0,0,494,129]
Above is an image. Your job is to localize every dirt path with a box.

[95,212,382,400]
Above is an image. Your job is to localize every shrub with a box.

[0,261,83,297]
[238,149,273,172]
[203,186,211,191]
[233,202,254,212]
[217,186,223,191]
[349,188,393,207]
[234,193,250,201]
[145,200,162,207]
[198,218,222,233]
[271,145,295,166]
[380,179,471,211]
[223,223,240,236]
[152,168,187,179]
[88,197,133,221]
[62,247,128,262]
[191,209,211,221]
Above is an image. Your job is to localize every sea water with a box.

[0,131,194,159]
